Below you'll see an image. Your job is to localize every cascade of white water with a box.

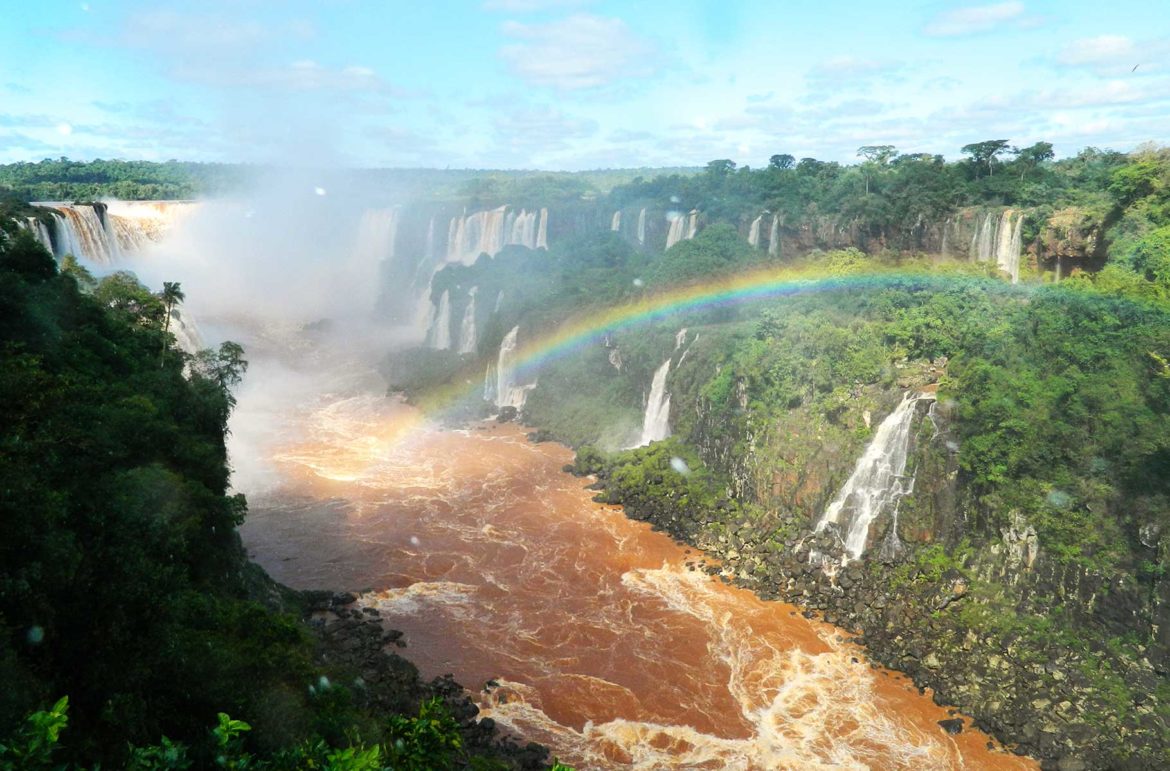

[36,201,193,263]
[428,290,452,350]
[637,208,647,245]
[494,290,504,313]
[18,217,55,253]
[686,210,699,240]
[457,287,478,354]
[675,328,688,349]
[970,212,996,262]
[748,216,761,248]
[495,325,534,410]
[665,212,686,250]
[995,210,1023,283]
[768,214,780,257]
[815,393,932,561]
[635,359,672,446]
[536,208,548,250]
[483,362,497,403]
[611,210,622,232]
[168,304,204,355]
[50,205,121,263]
[352,208,399,277]
[425,216,436,261]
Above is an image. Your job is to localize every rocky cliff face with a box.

[586,359,1170,769]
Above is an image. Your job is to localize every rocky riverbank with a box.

[567,427,1170,771]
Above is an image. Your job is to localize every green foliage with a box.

[0,696,69,770]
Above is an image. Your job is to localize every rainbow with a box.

[410,263,1020,420]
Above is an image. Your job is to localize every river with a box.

[235,362,1035,770]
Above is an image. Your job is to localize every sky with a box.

[0,0,1167,170]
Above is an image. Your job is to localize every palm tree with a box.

[159,281,185,365]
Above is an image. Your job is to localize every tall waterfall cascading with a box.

[665,212,686,250]
[815,393,932,562]
[998,211,1023,284]
[168,304,204,355]
[768,214,780,257]
[969,210,1023,283]
[637,208,647,245]
[675,328,688,349]
[457,287,478,355]
[536,208,548,250]
[352,207,399,276]
[483,361,497,404]
[428,290,452,350]
[445,206,548,264]
[970,212,996,263]
[18,217,55,253]
[495,325,535,410]
[747,216,761,248]
[635,359,672,446]
[33,201,194,264]
[611,210,622,232]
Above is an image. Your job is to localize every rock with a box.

[938,718,964,735]
[497,406,518,423]
[1056,757,1088,771]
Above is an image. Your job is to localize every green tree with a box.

[962,139,1011,178]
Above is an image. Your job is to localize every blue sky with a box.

[1,0,1167,169]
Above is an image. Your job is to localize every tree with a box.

[1012,141,1055,181]
[158,281,185,365]
[961,139,1011,178]
[705,159,737,177]
[857,145,897,196]
[769,154,795,170]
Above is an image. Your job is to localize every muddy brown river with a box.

[237,381,1036,770]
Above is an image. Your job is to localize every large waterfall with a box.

[32,201,194,264]
[635,359,672,446]
[352,208,399,281]
[768,214,780,257]
[748,216,762,248]
[611,210,621,231]
[446,206,548,265]
[969,210,1023,283]
[457,287,478,354]
[815,393,932,562]
[494,325,535,410]
[665,210,698,250]
[637,208,646,245]
[428,290,452,350]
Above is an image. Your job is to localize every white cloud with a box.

[923,2,1027,37]
[484,0,590,10]
[499,14,658,90]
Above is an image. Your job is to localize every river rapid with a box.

[235,360,1035,770]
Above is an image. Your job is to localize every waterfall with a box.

[970,212,996,262]
[494,290,504,313]
[611,210,622,232]
[768,214,780,257]
[675,328,688,349]
[747,216,761,248]
[536,208,548,250]
[495,325,534,410]
[457,287,478,354]
[635,359,672,446]
[665,212,686,250]
[685,210,698,239]
[17,217,54,253]
[352,207,399,275]
[425,216,436,260]
[483,362,497,404]
[33,201,193,263]
[940,217,952,257]
[428,290,452,350]
[168,304,204,355]
[815,393,932,562]
[996,211,1023,284]
[637,208,646,245]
